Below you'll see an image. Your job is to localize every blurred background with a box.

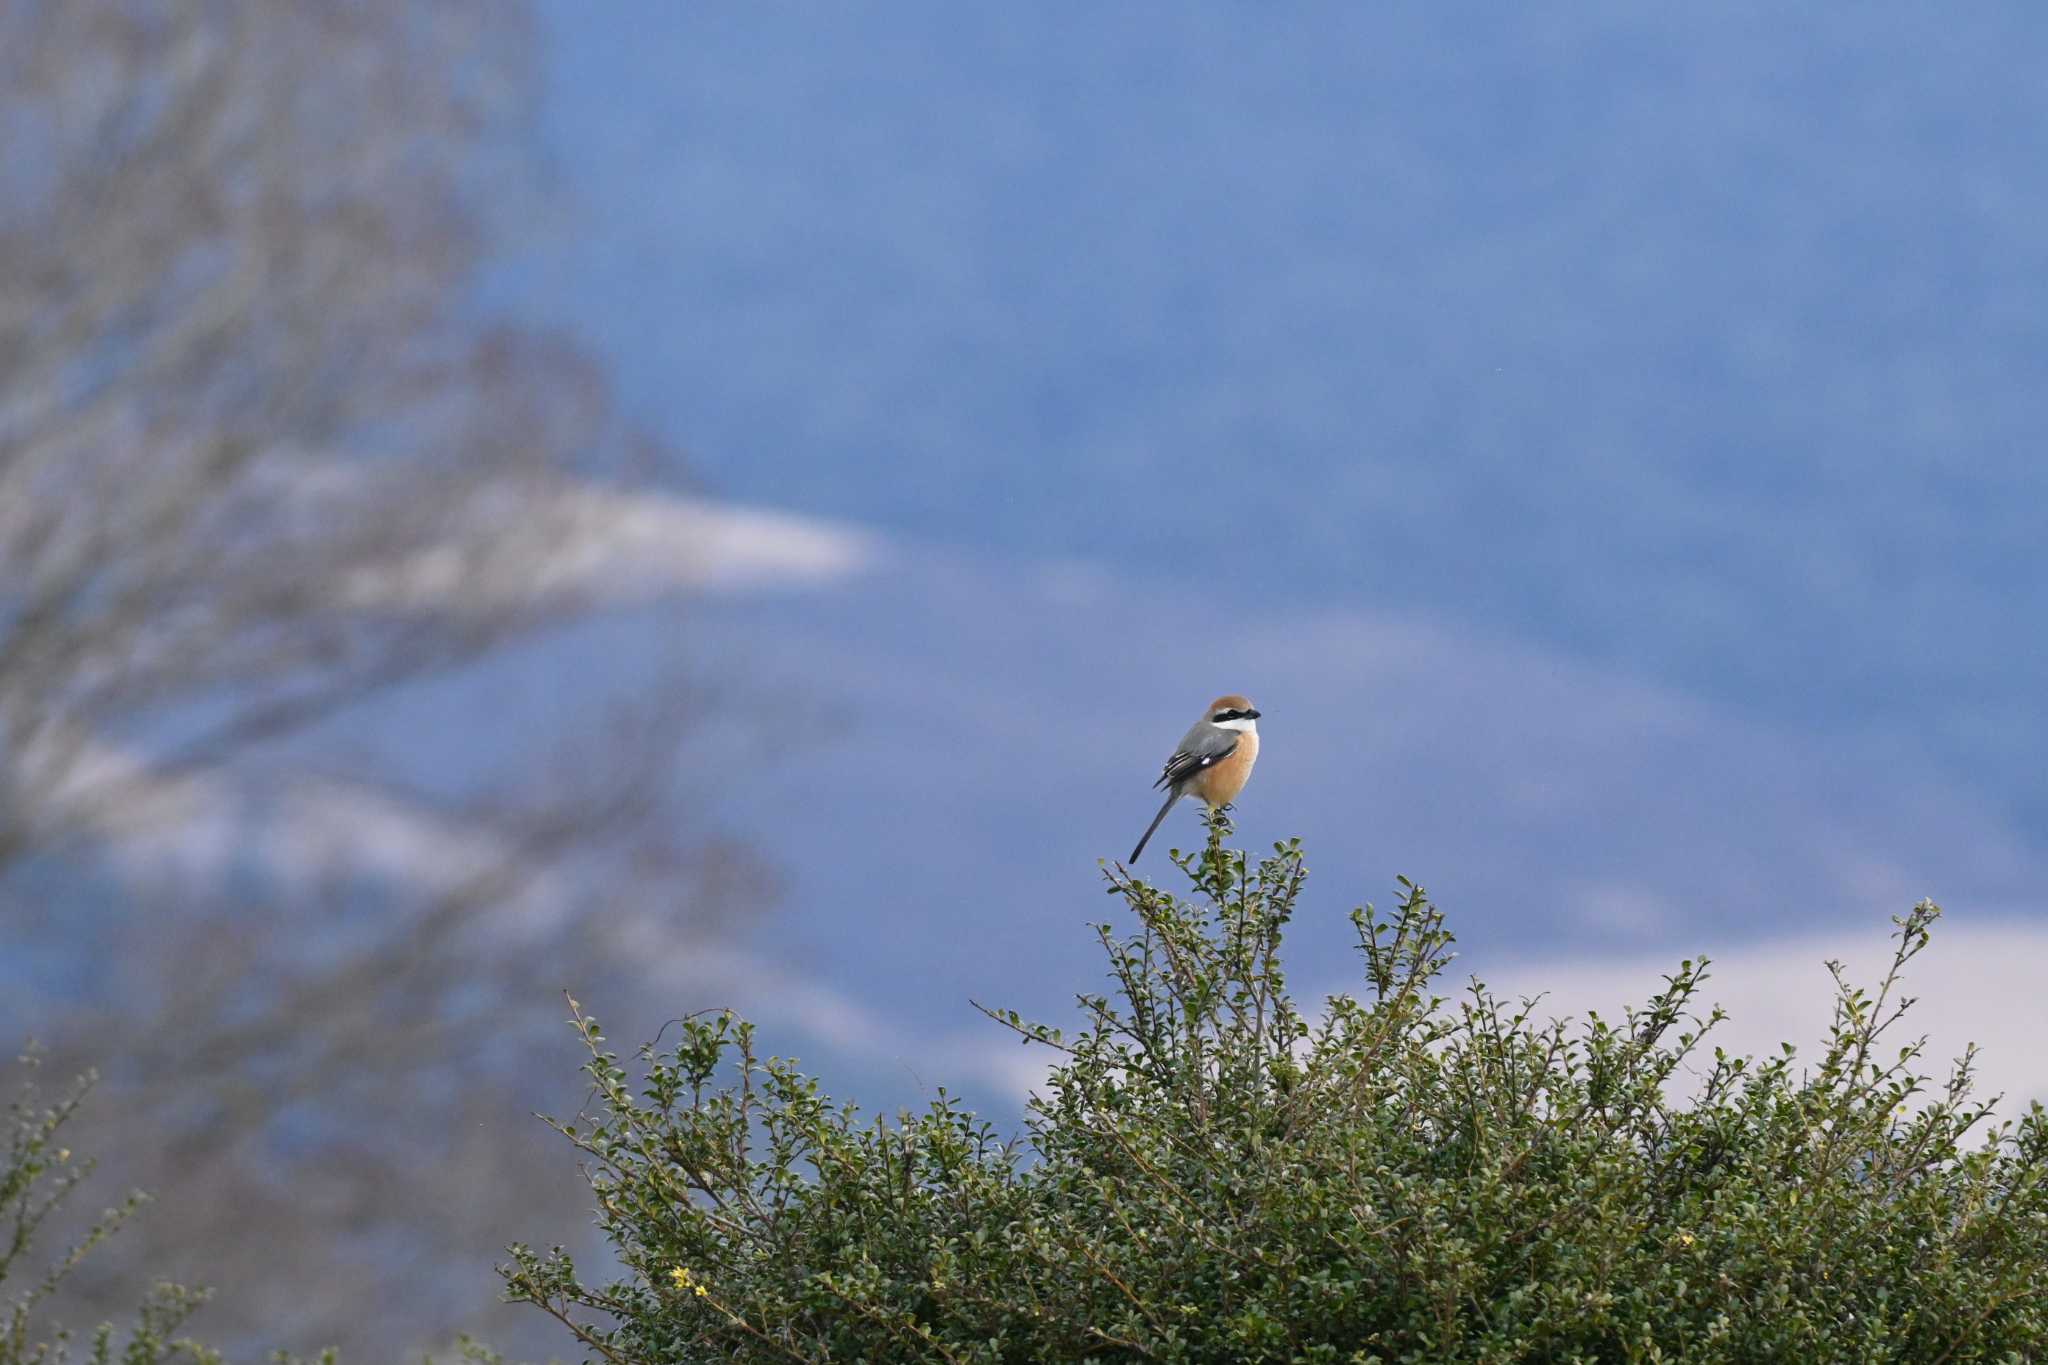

[5,1,2046,1357]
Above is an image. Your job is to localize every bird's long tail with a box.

[1130,790,1179,863]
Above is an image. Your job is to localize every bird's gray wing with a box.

[1154,721,1239,792]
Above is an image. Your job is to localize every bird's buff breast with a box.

[1189,729,1258,806]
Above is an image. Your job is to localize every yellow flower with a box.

[1677,1231,1696,1247]
[670,1266,693,1289]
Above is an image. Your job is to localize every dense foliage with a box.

[507,814,2048,1362]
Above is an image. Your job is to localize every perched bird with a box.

[1129,694,1261,862]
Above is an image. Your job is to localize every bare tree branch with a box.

[0,2,777,1356]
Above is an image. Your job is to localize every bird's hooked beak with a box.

[1246,708,1262,719]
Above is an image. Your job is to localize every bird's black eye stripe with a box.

[1212,708,1252,722]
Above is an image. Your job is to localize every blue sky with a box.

[403,537,2042,1124]
[462,2,2048,1121]
[504,3,2048,844]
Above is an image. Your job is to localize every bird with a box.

[1129,694,1261,863]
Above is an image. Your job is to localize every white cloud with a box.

[1561,878,1682,938]
[45,470,874,890]
[615,928,1066,1103]
[52,730,556,908]
[709,911,2048,1133]
[1472,914,2048,1121]
[333,477,876,611]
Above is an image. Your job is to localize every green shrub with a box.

[1,1056,218,1365]
[506,813,2048,1363]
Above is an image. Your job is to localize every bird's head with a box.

[1206,694,1260,731]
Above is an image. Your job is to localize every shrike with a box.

[1129,694,1261,863]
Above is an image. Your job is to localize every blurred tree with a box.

[0,1,765,1356]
